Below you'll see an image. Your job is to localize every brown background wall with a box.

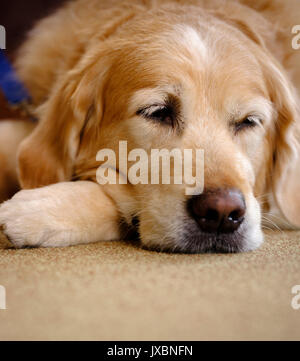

[1,0,68,119]
[1,0,68,58]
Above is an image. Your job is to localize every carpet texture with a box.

[0,230,300,341]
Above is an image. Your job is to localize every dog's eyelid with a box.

[136,103,166,117]
[244,114,263,125]
[136,94,182,131]
[137,103,176,129]
[232,114,264,133]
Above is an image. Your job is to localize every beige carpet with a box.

[0,230,299,341]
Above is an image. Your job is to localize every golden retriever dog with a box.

[0,0,299,252]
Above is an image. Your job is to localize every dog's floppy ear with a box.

[262,56,300,228]
[274,139,300,228]
[18,58,106,189]
[273,111,300,228]
[221,5,300,228]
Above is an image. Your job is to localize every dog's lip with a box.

[120,215,141,242]
[142,242,241,254]
[180,234,244,254]
[126,213,247,254]
[141,230,246,254]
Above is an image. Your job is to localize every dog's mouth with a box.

[120,216,141,243]
[119,186,259,254]
[166,228,246,254]
[121,214,249,254]
[143,231,246,254]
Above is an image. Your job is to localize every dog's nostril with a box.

[228,210,243,222]
[205,209,219,222]
[188,188,246,234]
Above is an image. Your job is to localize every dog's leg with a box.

[0,119,35,202]
[0,181,120,248]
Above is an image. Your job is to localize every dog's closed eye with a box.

[233,115,262,133]
[136,94,181,129]
[137,104,174,125]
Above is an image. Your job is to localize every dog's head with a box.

[18,6,300,253]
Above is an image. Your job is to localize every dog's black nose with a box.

[188,189,246,233]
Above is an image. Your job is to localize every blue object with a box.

[0,49,31,105]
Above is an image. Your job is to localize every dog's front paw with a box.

[0,189,48,248]
[0,181,120,248]
[0,187,72,248]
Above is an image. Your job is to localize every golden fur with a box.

[0,0,299,252]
